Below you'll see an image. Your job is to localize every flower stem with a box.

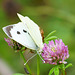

[19,51,32,75]
[62,69,65,75]
[37,54,40,75]
[61,68,66,75]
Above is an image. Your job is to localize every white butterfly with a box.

[2,13,44,53]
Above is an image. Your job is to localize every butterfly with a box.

[2,13,44,53]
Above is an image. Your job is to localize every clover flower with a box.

[4,38,14,48]
[41,39,69,65]
[4,38,24,50]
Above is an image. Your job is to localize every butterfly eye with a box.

[23,29,27,33]
[17,31,20,34]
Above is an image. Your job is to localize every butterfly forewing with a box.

[3,22,38,50]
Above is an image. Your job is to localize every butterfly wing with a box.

[17,13,43,51]
[3,22,38,50]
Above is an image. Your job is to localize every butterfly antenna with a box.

[24,53,37,65]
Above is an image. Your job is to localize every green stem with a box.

[61,66,66,75]
[19,51,32,75]
[62,69,65,75]
[37,54,40,75]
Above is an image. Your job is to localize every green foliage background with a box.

[0,0,75,75]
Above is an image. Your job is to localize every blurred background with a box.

[0,0,75,75]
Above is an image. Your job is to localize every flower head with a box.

[4,38,24,50]
[4,38,14,48]
[41,39,69,65]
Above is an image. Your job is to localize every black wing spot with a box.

[17,31,20,34]
[23,29,27,33]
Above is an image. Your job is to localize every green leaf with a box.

[54,66,59,75]
[45,36,57,41]
[49,67,54,75]
[65,63,72,69]
[45,30,56,39]
[13,73,25,75]
[44,41,49,44]
[21,47,25,50]
[22,50,25,53]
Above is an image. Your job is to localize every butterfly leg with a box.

[37,52,45,63]
[24,53,37,65]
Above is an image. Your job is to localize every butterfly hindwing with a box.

[17,13,43,50]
